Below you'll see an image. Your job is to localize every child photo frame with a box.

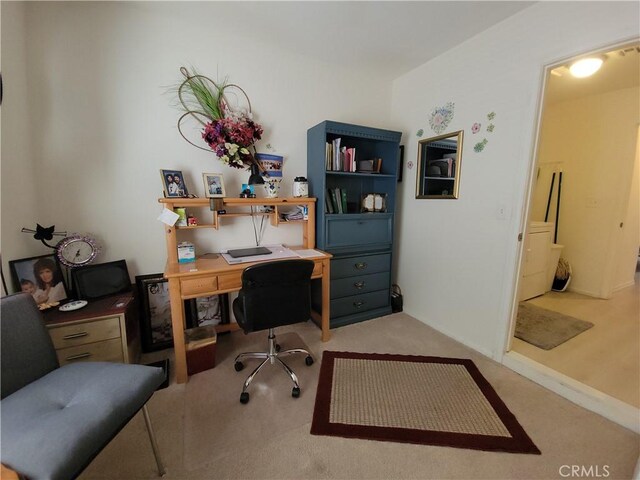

[9,254,68,306]
[160,169,189,198]
[202,173,226,198]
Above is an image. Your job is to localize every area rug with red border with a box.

[310,351,540,454]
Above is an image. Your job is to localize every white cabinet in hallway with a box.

[520,222,554,301]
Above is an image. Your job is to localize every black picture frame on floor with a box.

[136,274,174,352]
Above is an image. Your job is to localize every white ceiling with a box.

[199,1,535,76]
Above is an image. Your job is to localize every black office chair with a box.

[232,259,315,404]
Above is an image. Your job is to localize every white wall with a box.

[1,2,51,295]
[1,1,393,287]
[390,2,640,358]
[532,87,640,297]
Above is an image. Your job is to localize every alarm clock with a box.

[55,234,101,268]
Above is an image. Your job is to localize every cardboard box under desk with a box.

[185,325,217,376]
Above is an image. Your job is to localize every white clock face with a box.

[57,236,99,267]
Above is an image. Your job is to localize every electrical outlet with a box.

[586,196,600,208]
[496,203,510,220]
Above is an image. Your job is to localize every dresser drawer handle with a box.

[354,262,367,270]
[65,352,92,361]
[353,301,365,309]
[353,281,365,289]
[63,332,89,340]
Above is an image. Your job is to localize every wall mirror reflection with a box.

[415,130,463,199]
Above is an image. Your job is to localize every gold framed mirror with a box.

[415,130,463,199]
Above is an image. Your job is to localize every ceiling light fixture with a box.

[569,57,604,78]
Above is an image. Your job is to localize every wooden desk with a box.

[158,197,331,384]
[164,251,331,383]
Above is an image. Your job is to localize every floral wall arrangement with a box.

[175,67,263,170]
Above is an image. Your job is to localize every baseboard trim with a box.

[612,279,636,293]
[503,351,639,433]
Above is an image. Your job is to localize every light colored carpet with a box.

[79,313,639,479]
[516,302,594,350]
[330,358,510,436]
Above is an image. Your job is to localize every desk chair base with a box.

[234,328,313,404]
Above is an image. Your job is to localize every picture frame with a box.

[202,173,226,198]
[136,274,175,352]
[361,193,387,213]
[9,254,68,306]
[160,169,189,198]
[186,295,223,327]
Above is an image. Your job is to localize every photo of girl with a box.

[9,254,68,305]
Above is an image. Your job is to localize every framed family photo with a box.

[160,169,189,198]
[9,254,68,306]
[202,173,226,198]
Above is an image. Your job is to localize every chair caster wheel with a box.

[292,387,300,398]
[240,392,250,404]
[305,356,314,366]
[234,361,244,372]
[275,344,281,353]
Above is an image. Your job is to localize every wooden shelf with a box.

[159,196,317,263]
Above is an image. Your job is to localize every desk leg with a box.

[168,277,188,384]
[321,258,331,342]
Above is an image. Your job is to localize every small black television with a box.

[71,260,132,300]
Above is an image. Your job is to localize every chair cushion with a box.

[1,362,164,480]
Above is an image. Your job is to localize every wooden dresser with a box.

[42,294,140,366]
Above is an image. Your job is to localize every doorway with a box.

[507,41,640,411]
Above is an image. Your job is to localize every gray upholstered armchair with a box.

[0,293,166,479]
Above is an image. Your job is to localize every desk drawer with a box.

[331,253,391,280]
[56,338,123,366]
[217,273,242,292]
[331,272,390,299]
[330,289,390,318]
[181,276,219,297]
[49,317,120,349]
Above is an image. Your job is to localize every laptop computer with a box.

[227,246,272,258]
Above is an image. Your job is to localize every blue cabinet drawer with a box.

[331,253,391,280]
[330,289,390,318]
[325,214,392,249]
[331,272,390,299]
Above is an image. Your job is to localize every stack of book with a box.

[325,138,357,172]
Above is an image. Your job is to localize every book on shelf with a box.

[333,188,343,213]
[340,188,348,213]
[327,188,338,213]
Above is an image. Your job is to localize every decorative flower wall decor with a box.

[428,102,455,134]
[175,67,263,170]
[473,111,497,153]
[416,129,424,138]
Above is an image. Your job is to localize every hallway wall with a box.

[533,86,640,297]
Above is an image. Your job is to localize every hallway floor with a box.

[511,272,640,408]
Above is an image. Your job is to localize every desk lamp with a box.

[247,163,265,186]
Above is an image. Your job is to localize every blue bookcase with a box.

[307,121,402,328]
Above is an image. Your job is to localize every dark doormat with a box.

[516,302,594,350]
[311,351,540,454]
